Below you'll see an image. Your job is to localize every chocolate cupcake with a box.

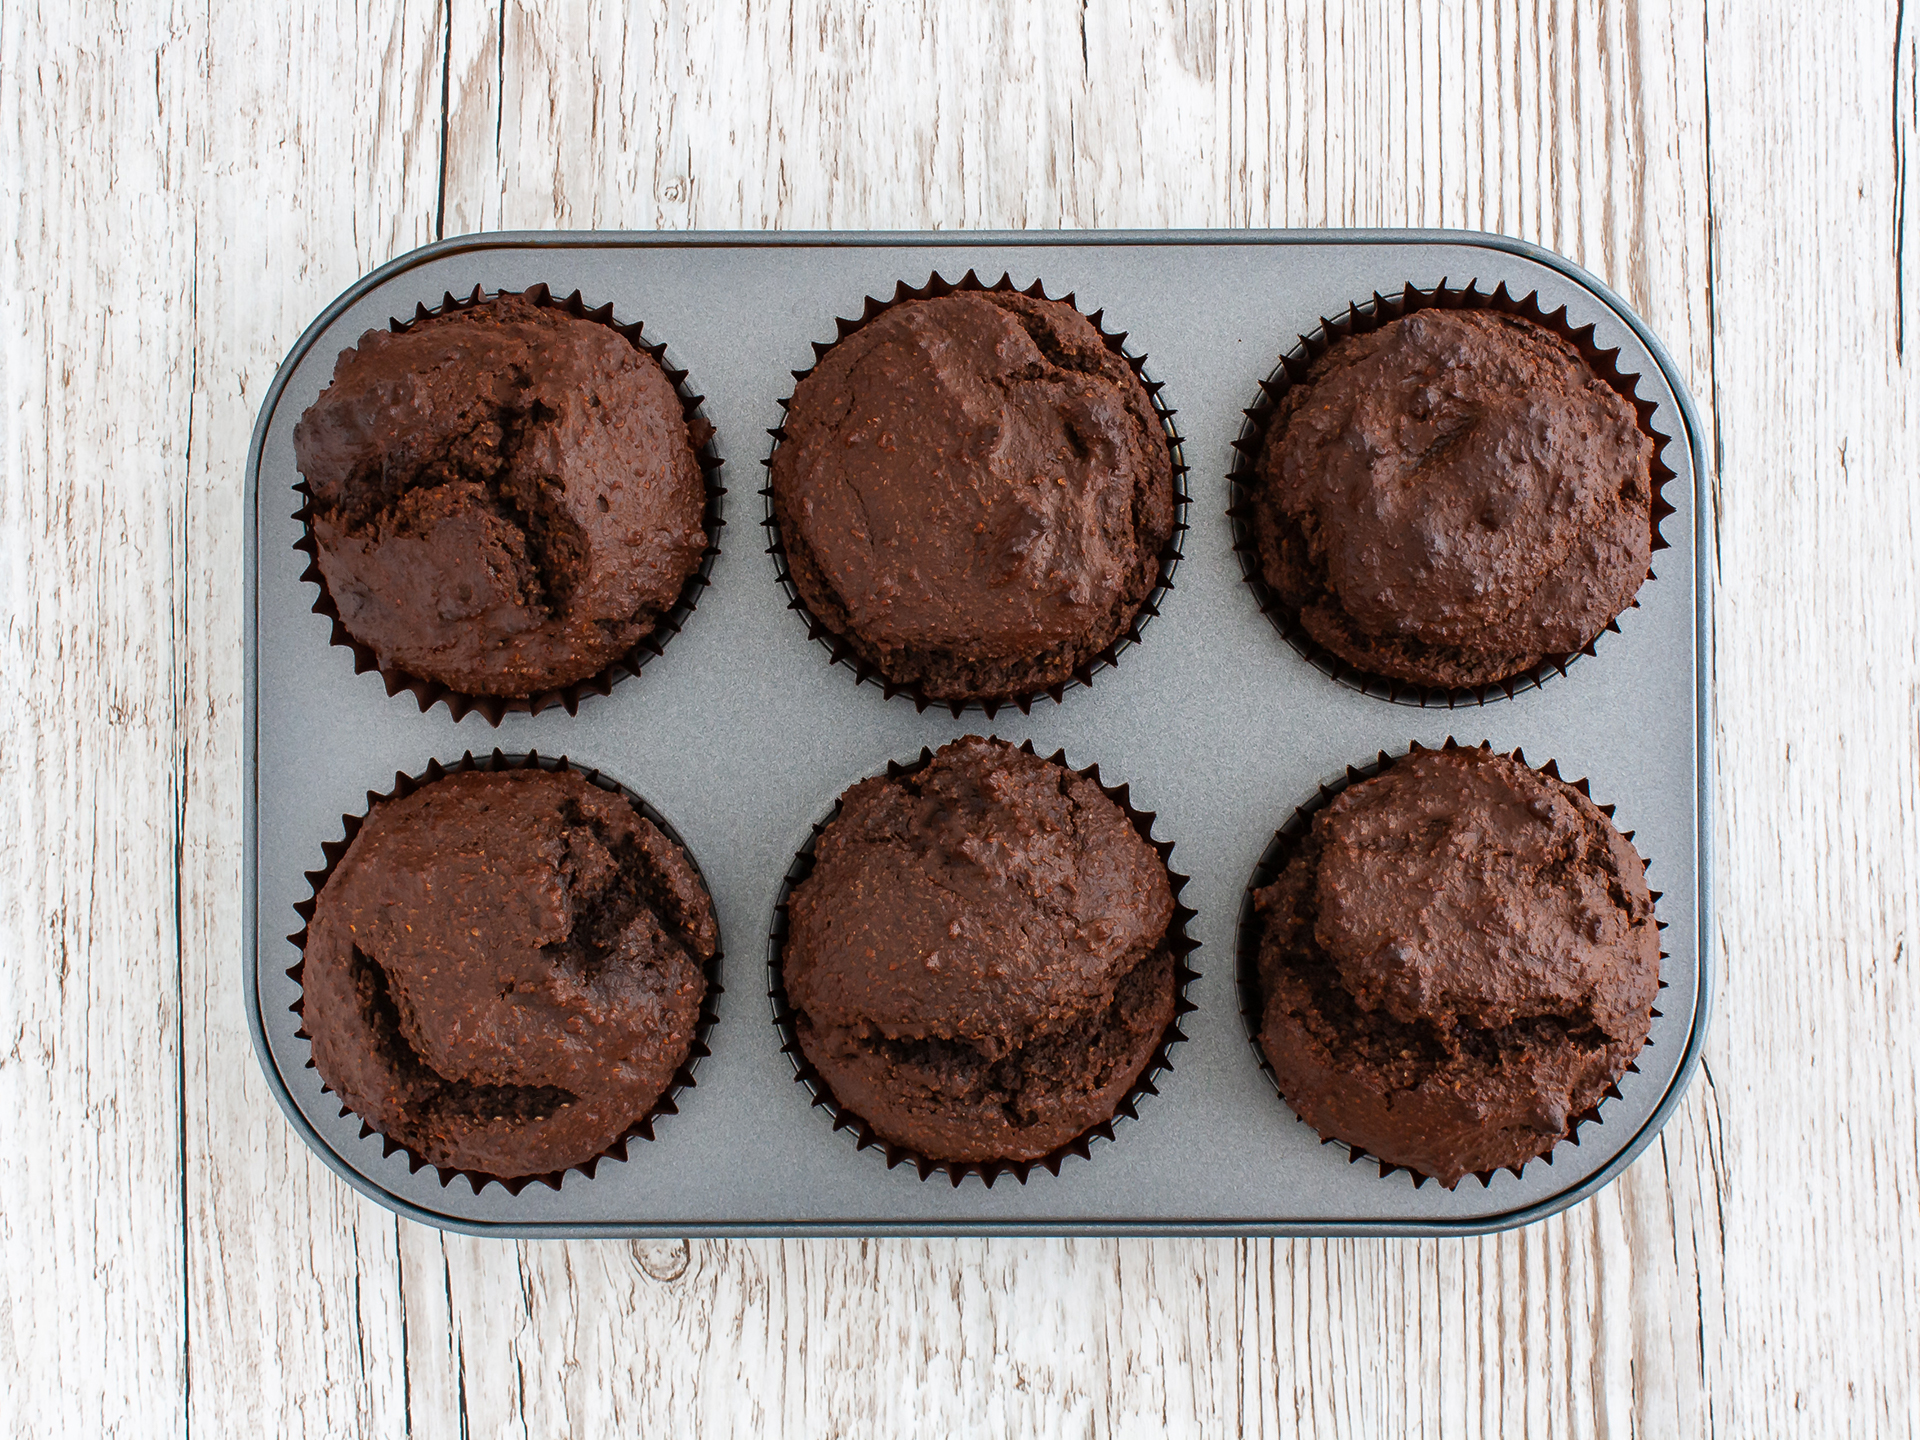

[1249,743,1660,1187]
[778,736,1181,1168]
[1248,300,1657,693]
[298,762,718,1183]
[767,284,1177,707]
[294,290,713,708]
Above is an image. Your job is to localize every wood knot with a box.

[632,1238,691,1283]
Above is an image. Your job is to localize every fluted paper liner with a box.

[1233,737,1668,1189]
[285,749,725,1196]
[762,270,1190,717]
[1226,280,1678,707]
[768,741,1200,1187]
[293,284,726,725]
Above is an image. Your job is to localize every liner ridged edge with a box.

[767,740,1200,1186]
[292,283,727,725]
[1226,279,1679,707]
[761,269,1190,718]
[1232,736,1670,1190]
[285,748,726,1196]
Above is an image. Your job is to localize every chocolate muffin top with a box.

[294,293,709,699]
[782,736,1178,1163]
[1253,746,1660,1186]
[769,291,1175,703]
[302,767,717,1180]
[1252,307,1655,691]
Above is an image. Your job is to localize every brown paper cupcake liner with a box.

[761,270,1190,718]
[284,748,725,1196]
[1233,737,1669,1189]
[766,741,1200,1187]
[1226,280,1678,707]
[293,283,726,725]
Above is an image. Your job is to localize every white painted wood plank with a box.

[0,4,194,1434]
[172,2,448,1435]
[1701,3,1920,1433]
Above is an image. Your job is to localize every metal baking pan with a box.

[244,230,1712,1237]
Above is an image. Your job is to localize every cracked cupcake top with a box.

[294,293,709,699]
[784,736,1173,1058]
[1252,307,1655,691]
[301,767,716,1180]
[1253,745,1660,1186]
[768,291,1175,703]
[781,736,1178,1163]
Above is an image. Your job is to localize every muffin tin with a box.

[245,230,1712,1237]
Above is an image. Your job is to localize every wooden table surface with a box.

[4,2,1914,1435]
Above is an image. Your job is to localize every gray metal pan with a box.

[244,230,1712,1237]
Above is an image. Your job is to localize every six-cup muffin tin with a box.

[245,231,1712,1237]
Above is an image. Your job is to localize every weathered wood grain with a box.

[4,0,1917,1434]
[0,4,194,1434]
[1701,3,1920,1433]
[175,3,446,1435]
